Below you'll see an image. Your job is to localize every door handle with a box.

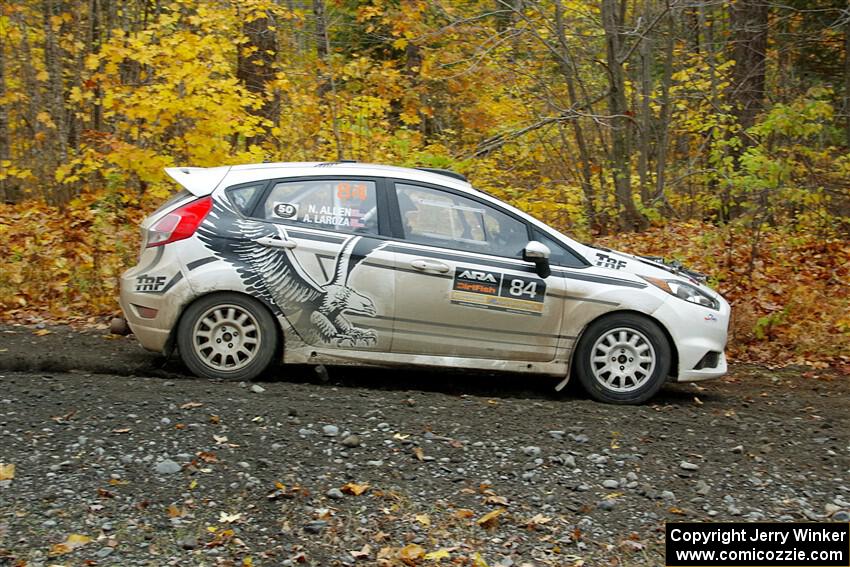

[410,259,450,273]
[255,237,297,249]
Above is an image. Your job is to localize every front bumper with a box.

[652,294,731,383]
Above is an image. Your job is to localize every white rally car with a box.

[119,162,729,403]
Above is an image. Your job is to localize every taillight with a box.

[146,196,213,248]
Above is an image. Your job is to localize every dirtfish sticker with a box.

[451,267,545,315]
[595,252,627,270]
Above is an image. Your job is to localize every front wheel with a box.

[573,313,671,404]
[177,293,279,381]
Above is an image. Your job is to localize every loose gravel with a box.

[0,326,848,566]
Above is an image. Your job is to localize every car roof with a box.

[219,161,475,193]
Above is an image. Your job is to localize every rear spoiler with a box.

[164,166,231,197]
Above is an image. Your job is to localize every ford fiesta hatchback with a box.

[119,162,730,403]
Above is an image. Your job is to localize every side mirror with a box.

[524,241,551,279]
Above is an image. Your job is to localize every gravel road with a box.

[0,325,848,566]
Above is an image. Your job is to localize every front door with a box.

[387,182,566,361]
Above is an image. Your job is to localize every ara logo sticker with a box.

[595,252,627,270]
[704,313,718,322]
[136,274,167,292]
[451,266,545,315]
[454,268,501,295]
[457,269,498,283]
[272,202,298,219]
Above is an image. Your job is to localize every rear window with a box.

[226,184,264,215]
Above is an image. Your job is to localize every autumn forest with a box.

[0,0,848,366]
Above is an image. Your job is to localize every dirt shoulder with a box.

[0,326,848,566]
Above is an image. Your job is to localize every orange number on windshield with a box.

[337,182,367,201]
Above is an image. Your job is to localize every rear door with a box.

[386,181,566,361]
[246,176,395,350]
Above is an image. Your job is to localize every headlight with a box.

[640,276,719,310]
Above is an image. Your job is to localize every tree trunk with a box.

[43,0,70,204]
[0,29,8,203]
[637,0,653,206]
[730,0,768,132]
[601,0,647,231]
[313,0,343,160]
[236,9,278,148]
[554,0,597,232]
[844,8,850,147]
[654,8,675,206]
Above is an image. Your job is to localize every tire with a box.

[573,313,671,404]
[177,293,279,381]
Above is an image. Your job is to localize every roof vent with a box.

[316,160,357,167]
[415,167,468,182]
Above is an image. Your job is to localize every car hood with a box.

[580,243,713,289]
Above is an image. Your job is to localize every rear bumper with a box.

[119,249,195,353]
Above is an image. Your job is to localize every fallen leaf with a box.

[414,513,430,527]
[454,508,474,519]
[350,544,372,559]
[412,447,425,461]
[96,488,115,498]
[399,543,424,562]
[0,463,15,481]
[197,451,218,463]
[213,434,228,444]
[526,513,551,527]
[111,428,131,434]
[180,401,203,409]
[471,552,490,567]
[694,396,704,406]
[424,548,451,560]
[484,494,508,506]
[341,482,369,496]
[476,508,505,528]
[33,329,52,336]
[49,533,92,556]
[218,511,242,523]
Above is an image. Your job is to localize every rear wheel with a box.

[177,293,278,381]
[573,313,670,404]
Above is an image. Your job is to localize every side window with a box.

[260,179,378,235]
[227,184,263,215]
[532,229,588,268]
[396,183,528,258]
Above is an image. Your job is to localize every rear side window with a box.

[396,183,528,258]
[260,179,379,235]
[227,184,263,215]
